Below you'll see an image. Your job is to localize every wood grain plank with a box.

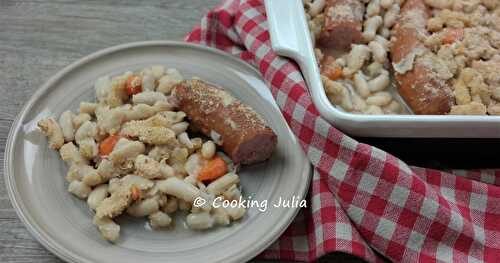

[0,219,64,263]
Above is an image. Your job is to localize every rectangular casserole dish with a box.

[264,0,500,138]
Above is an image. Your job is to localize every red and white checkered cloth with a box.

[185,0,500,262]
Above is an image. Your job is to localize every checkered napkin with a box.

[185,0,500,262]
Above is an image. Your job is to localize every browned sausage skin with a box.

[390,0,453,115]
[172,79,277,165]
[318,0,364,51]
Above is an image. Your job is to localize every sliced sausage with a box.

[318,0,365,51]
[390,0,453,114]
[172,80,277,165]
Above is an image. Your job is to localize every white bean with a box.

[156,69,183,94]
[81,165,102,186]
[366,0,381,17]
[78,137,98,159]
[132,91,167,105]
[106,75,128,107]
[362,16,383,42]
[365,62,384,77]
[93,216,120,242]
[59,142,88,165]
[127,197,160,217]
[381,0,394,9]
[87,184,109,210]
[97,108,126,135]
[38,118,64,150]
[170,121,189,135]
[213,206,230,226]
[184,154,204,178]
[384,100,402,114]
[170,147,189,163]
[343,45,371,76]
[66,165,82,182]
[335,57,346,67]
[145,184,162,198]
[68,180,91,199]
[58,111,75,142]
[109,138,146,164]
[157,177,200,203]
[94,76,112,103]
[206,173,240,196]
[210,130,223,145]
[186,212,214,230]
[352,93,368,112]
[384,4,400,28]
[366,91,393,106]
[201,141,216,159]
[134,154,165,179]
[159,111,186,124]
[222,184,242,200]
[79,102,98,115]
[108,178,120,194]
[369,41,387,64]
[374,35,390,50]
[151,65,165,79]
[121,174,155,190]
[364,105,384,114]
[96,159,118,181]
[140,68,154,77]
[354,72,371,98]
[149,211,172,228]
[368,71,390,92]
[75,121,97,142]
[224,206,246,220]
[141,74,156,91]
[323,78,354,111]
[159,161,176,178]
[123,104,153,121]
[72,113,91,130]
[380,27,391,38]
[178,132,194,149]
[306,0,325,16]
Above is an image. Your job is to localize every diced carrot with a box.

[442,28,464,45]
[126,75,142,95]
[99,134,121,157]
[130,185,141,201]
[197,156,228,181]
[320,56,343,80]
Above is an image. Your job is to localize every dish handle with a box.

[264,0,323,94]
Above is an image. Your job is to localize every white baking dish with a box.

[264,0,500,138]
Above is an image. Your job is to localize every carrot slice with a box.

[321,56,343,80]
[99,134,121,157]
[442,28,464,45]
[130,185,141,201]
[197,156,228,181]
[126,75,142,95]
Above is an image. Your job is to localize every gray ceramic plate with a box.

[4,41,311,263]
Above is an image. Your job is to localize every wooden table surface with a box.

[0,1,366,262]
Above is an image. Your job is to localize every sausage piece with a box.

[318,0,364,51]
[390,0,453,114]
[172,80,277,165]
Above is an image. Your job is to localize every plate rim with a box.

[4,40,311,263]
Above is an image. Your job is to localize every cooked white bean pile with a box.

[304,0,406,114]
[38,66,246,242]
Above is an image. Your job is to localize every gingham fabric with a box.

[185,0,500,262]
